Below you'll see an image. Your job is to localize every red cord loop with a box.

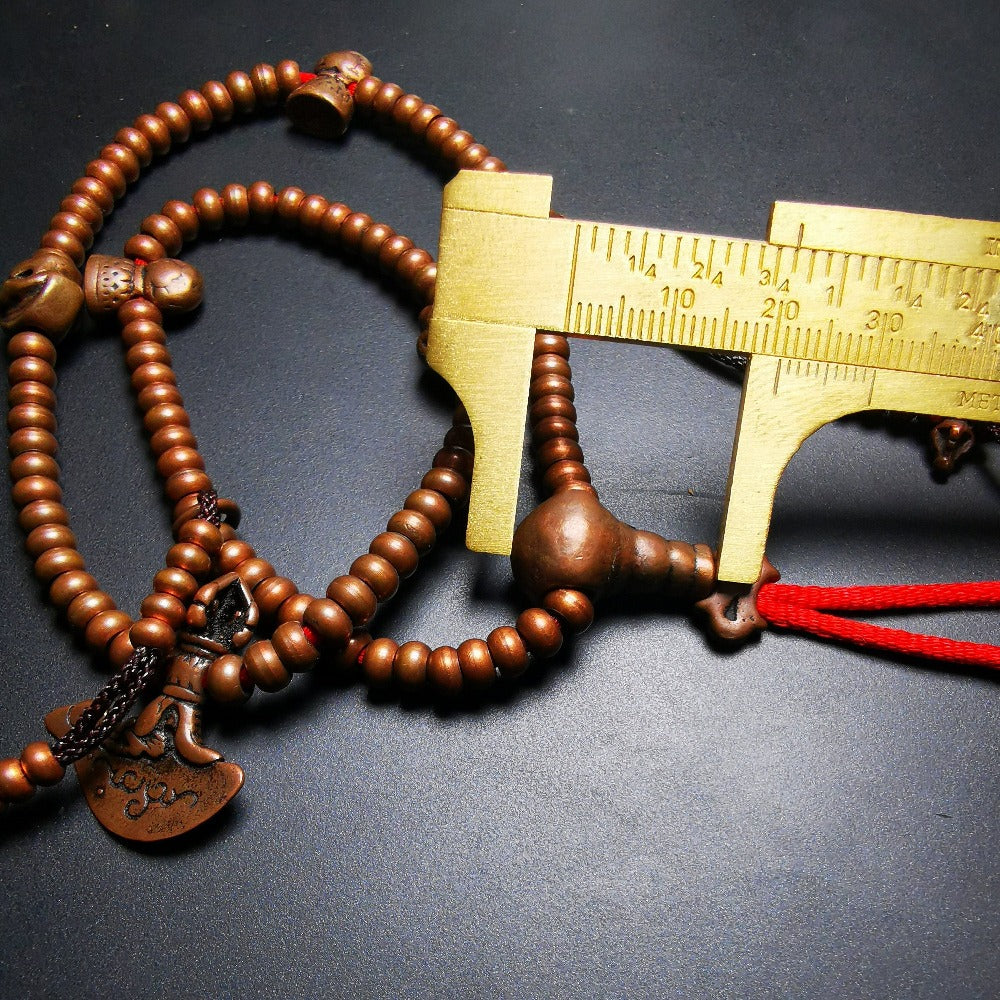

[757,581,1000,669]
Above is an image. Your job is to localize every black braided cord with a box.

[50,647,164,766]
[197,489,222,528]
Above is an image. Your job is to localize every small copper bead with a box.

[457,143,490,170]
[129,616,175,651]
[277,592,313,625]
[120,297,163,327]
[166,542,211,577]
[275,186,306,227]
[516,608,564,658]
[125,342,171,371]
[140,591,186,628]
[113,126,154,166]
[537,438,585,468]
[326,575,378,626]
[153,566,198,601]
[131,361,176,393]
[443,423,475,451]
[409,104,442,136]
[161,200,200,242]
[164,469,211,503]
[108,631,136,669]
[242,640,292,693]
[369,531,419,579]
[298,598,349,650]
[350,553,399,602]
[50,210,95,248]
[176,90,213,132]
[7,331,57,363]
[9,357,57,388]
[40,229,85,267]
[205,653,252,702]
[99,143,141,184]
[298,194,329,235]
[458,638,496,687]
[544,460,592,493]
[352,75,381,110]
[153,102,190,143]
[150,424,197,455]
[424,116,458,152]
[440,129,474,163]
[372,81,404,116]
[20,742,64,786]
[421,467,467,503]
[432,446,474,479]
[122,318,167,348]
[9,427,58,458]
[140,214,183,255]
[532,353,572,379]
[34,546,83,583]
[123,234,166,261]
[217,539,256,572]
[534,333,568,358]
[413,262,437,300]
[272,621,319,673]
[0,758,35,802]
[137,383,182,412]
[487,626,530,677]
[235,557,276,589]
[201,81,235,123]
[48,569,98,609]
[334,630,371,676]
[478,156,507,172]
[221,184,250,227]
[253,575,298,617]
[250,63,280,106]
[394,640,430,686]
[193,188,225,231]
[71,175,114,214]
[177,518,222,555]
[275,59,302,95]
[12,474,61,508]
[8,402,57,433]
[378,233,413,270]
[25,522,75,557]
[319,202,351,244]
[9,380,57,408]
[532,415,579,444]
[427,646,463,692]
[84,609,132,652]
[361,637,397,686]
[225,71,256,114]
[391,93,423,126]
[248,181,276,223]
[60,192,104,228]
[11,452,60,485]
[395,247,434,284]
[144,403,189,434]
[66,589,116,630]
[387,508,436,555]
[403,488,452,531]
[530,373,574,403]
[360,222,394,259]
[156,445,204,479]
[85,158,126,199]
[339,212,372,252]
[530,394,577,425]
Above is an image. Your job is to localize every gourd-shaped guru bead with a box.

[84,255,203,316]
[286,50,373,139]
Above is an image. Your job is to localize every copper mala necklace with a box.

[0,50,987,840]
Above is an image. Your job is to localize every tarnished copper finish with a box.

[0,249,84,339]
[85,254,203,315]
[44,574,258,842]
[930,417,975,474]
[286,50,372,139]
[693,557,780,643]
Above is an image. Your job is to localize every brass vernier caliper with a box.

[427,172,1000,584]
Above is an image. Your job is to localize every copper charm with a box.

[0,249,84,339]
[45,574,257,842]
[84,254,203,316]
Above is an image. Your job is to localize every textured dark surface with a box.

[1,2,999,998]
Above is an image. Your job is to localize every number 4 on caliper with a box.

[427,171,1000,584]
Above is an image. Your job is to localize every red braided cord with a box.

[757,581,1000,668]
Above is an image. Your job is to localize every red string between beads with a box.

[757,580,1000,669]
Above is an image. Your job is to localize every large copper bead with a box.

[140,259,203,314]
[286,50,372,139]
[0,250,84,340]
[84,255,137,315]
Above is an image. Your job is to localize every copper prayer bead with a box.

[12,452,60,484]
[443,423,474,451]
[60,194,103,231]
[7,330,58,363]
[177,518,222,555]
[391,93,422,127]
[394,640,430,686]
[373,81,404,116]
[166,542,211,577]
[217,539,255,572]
[129,616,175,651]
[140,592,186,628]
[9,428,58,457]
[272,621,319,673]
[413,262,437,301]
[352,76,381,110]
[235,558,276,590]
[543,589,595,634]
[153,102,190,143]
[532,415,578,445]
[12,474,62,507]
[144,403,189,435]
[50,210,95,248]
[530,373,574,403]
[326,575,378,626]
[369,531,419,579]
[276,60,302,96]
[440,129,474,162]
[125,342,171,371]
[537,438,585,468]
[277,592,313,625]
[516,608,564,658]
[340,212,373,252]
[250,63,280,106]
[361,637,397,685]
[427,646,463,692]
[176,90,213,132]
[25,523,75,558]
[378,233,413,270]
[123,234,166,261]
[20,742,64,786]
[479,156,507,172]
[225,71,256,114]
[48,569,98,609]
[193,188,225,231]
[201,80,235,123]
[84,609,132,651]
[138,384,182,412]
[253,576,298,617]
[424,115,458,151]
[432,446,474,479]
[457,143,490,170]
[156,445,204,479]
[248,182,276,223]
[8,402,57,433]
[387,508,436,555]
[335,630,371,676]
[530,395,577,426]
[303,598,352,648]
[350,554,399,602]
[242,640,292,693]
[99,143,141,184]
[457,638,496,686]
[149,421,195,454]
[395,247,433,284]
[108,630,136,669]
[404,488,452,531]
[408,103,441,136]
[205,653,252,702]
[113,125,154,166]
[153,566,198,601]
[0,758,35,802]
[39,229,85,267]
[320,202,351,243]
[131,361,176,393]
[487,626,530,677]
[9,381,57,409]
[85,158,126,199]
[9,357,57,388]
[71,175,114,215]
[165,469,211,503]
[161,200,200,242]
[532,353,572,379]
[298,194,329,235]
[66,590,116,630]
[122,318,167,347]
[221,184,250,227]
[416,467,464,503]
[544,460,591,493]
[360,222,393,259]
[139,214,183,255]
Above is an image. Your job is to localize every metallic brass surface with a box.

[427,171,1000,582]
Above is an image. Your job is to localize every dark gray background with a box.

[1,2,998,998]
